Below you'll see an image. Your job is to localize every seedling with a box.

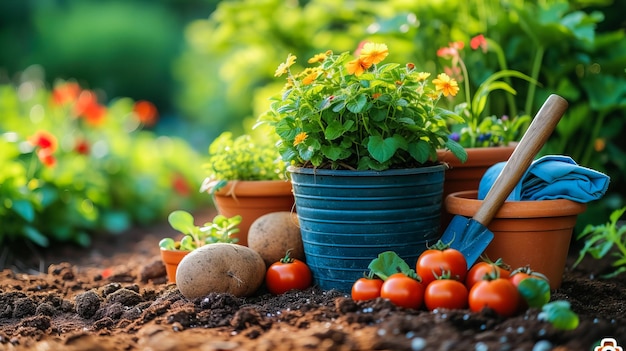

[159,210,242,251]
[575,206,626,278]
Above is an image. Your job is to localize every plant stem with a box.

[580,110,607,166]
[489,38,518,118]
[525,45,545,118]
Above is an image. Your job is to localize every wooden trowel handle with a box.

[472,94,569,226]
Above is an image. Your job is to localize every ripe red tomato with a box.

[265,256,312,295]
[468,278,520,317]
[424,278,468,311]
[351,277,384,301]
[416,247,467,286]
[509,267,548,287]
[380,273,424,309]
[466,260,511,290]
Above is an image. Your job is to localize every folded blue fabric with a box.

[478,155,610,202]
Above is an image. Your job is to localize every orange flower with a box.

[301,68,321,85]
[470,34,488,52]
[134,100,158,126]
[346,57,372,76]
[75,91,106,126]
[293,132,308,146]
[52,82,81,106]
[275,54,297,77]
[36,148,56,168]
[359,42,389,65]
[432,73,459,97]
[28,130,57,152]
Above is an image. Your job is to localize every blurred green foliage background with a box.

[1,0,625,249]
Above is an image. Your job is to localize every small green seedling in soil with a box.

[575,206,626,278]
[159,210,241,251]
[517,277,579,330]
[367,251,420,280]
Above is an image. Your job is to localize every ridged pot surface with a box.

[289,165,445,292]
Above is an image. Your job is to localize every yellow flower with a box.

[346,57,372,76]
[293,132,308,146]
[416,72,431,82]
[432,73,459,97]
[359,42,389,65]
[275,54,297,77]
[308,52,327,64]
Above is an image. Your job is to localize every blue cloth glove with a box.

[478,155,610,202]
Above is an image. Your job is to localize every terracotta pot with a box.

[212,180,295,246]
[437,144,516,232]
[159,249,190,283]
[445,190,586,289]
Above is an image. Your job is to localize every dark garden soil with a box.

[1,209,625,351]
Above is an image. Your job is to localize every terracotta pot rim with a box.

[213,179,293,197]
[445,190,587,218]
[437,143,518,167]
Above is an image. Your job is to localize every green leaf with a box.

[518,278,551,308]
[444,139,468,163]
[538,301,579,330]
[408,140,430,163]
[11,200,35,222]
[368,135,406,163]
[367,251,417,280]
[159,238,177,250]
[321,144,350,161]
[346,94,368,113]
[168,210,196,235]
[325,120,344,140]
[23,225,49,247]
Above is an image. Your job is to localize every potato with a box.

[248,211,305,267]
[176,243,266,299]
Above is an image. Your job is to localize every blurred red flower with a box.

[172,173,191,196]
[133,100,158,126]
[28,130,58,152]
[52,82,81,106]
[75,91,107,126]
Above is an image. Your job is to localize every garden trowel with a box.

[440,94,569,268]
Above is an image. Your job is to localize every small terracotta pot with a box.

[213,180,295,246]
[159,249,190,283]
[437,144,517,198]
[445,190,586,289]
[437,145,517,232]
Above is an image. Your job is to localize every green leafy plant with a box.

[437,35,537,148]
[200,131,287,194]
[159,210,242,251]
[574,206,626,278]
[258,42,467,171]
[0,74,205,248]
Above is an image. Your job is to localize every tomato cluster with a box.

[352,247,549,317]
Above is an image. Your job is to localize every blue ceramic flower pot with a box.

[289,165,445,292]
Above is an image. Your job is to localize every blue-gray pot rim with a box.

[287,163,445,177]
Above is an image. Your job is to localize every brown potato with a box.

[247,211,305,267]
[176,243,266,299]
